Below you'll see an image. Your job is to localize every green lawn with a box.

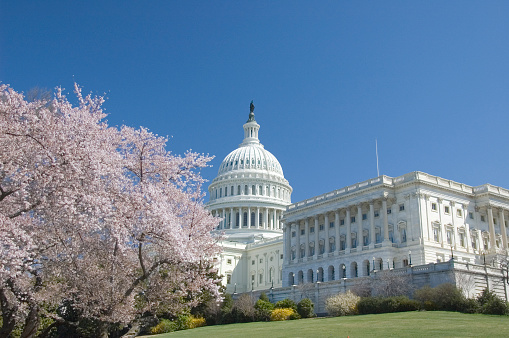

[147,311,509,338]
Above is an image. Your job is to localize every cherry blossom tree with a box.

[0,84,221,337]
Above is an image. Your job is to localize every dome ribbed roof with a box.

[218,143,284,177]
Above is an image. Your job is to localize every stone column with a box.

[255,207,260,229]
[451,202,458,250]
[222,208,226,229]
[264,208,269,229]
[369,201,375,248]
[463,205,471,252]
[357,204,363,248]
[305,218,310,258]
[296,221,301,260]
[230,208,234,229]
[285,223,291,264]
[437,198,445,247]
[335,210,340,254]
[382,198,390,243]
[346,208,351,252]
[488,205,496,251]
[314,216,319,259]
[247,207,251,228]
[500,208,508,250]
[324,213,330,254]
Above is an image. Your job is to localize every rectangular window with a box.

[433,228,440,242]
[431,203,437,211]
[362,213,367,220]
[387,209,392,214]
[259,258,263,263]
[227,259,232,265]
[351,216,356,223]
[457,209,462,217]
[399,204,405,211]
[301,229,305,235]
[494,218,497,224]
[280,254,283,259]
[310,226,315,233]
[444,206,450,214]
[374,210,380,217]
[319,224,324,231]
[481,215,486,222]
[227,274,231,284]
[340,219,345,225]
[291,231,296,237]
[329,221,334,228]
[469,212,474,219]
[251,260,255,265]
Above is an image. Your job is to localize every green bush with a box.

[151,319,177,334]
[478,289,509,315]
[254,299,275,321]
[259,292,270,302]
[275,299,298,312]
[297,298,315,318]
[357,296,419,314]
[414,284,467,312]
[325,291,360,316]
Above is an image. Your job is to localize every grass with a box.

[147,311,509,338]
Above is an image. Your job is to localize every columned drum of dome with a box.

[206,103,292,293]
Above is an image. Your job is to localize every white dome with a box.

[218,143,284,177]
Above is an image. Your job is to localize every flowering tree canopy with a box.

[0,84,221,337]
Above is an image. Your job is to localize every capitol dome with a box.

[206,103,292,238]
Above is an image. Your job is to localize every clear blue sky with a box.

[2,1,509,203]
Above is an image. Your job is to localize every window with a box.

[329,221,335,228]
[319,224,324,231]
[351,216,356,223]
[446,230,452,245]
[494,218,497,225]
[251,260,255,265]
[433,227,440,242]
[431,203,437,211]
[374,210,380,217]
[224,188,227,196]
[291,231,296,237]
[301,229,305,235]
[340,219,345,226]
[469,212,474,219]
[227,259,232,265]
[481,215,486,222]
[459,232,465,247]
[363,234,369,246]
[457,209,462,217]
[387,209,392,214]
[399,204,405,211]
[243,212,248,226]
[444,206,450,214]
[362,213,367,220]
[259,273,263,284]
[259,258,263,263]
[310,226,315,233]
[227,274,231,284]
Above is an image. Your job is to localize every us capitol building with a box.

[207,103,509,300]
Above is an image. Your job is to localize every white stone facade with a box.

[206,105,292,293]
[282,171,509,287]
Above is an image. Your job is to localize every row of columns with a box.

[212,207,283,230]
[420,195,508,253]
[285,198,395,263]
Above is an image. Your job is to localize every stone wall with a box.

[239,260,509,314]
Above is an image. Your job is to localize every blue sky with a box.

[2,1,509,203]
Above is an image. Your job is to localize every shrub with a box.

[478,289,509,315]
[414,284,467,312]
[325,291,360,316]
[150,319,177,334]
[275,298,298,312]
[357,296,419,314]
[259,292,270,302]
[188,316,207,329]
[297,298,315,318]
[254,299,275,321]
[270,308,296,321]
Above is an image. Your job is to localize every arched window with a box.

[251,212,255,227]
[237,185,241,195]
[243,212,248,226]
[245,185,248,195]
[252,185,256,195]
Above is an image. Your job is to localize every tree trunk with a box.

[121,320,141,338]
[0,288,17,338]
[20,305,40,338]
